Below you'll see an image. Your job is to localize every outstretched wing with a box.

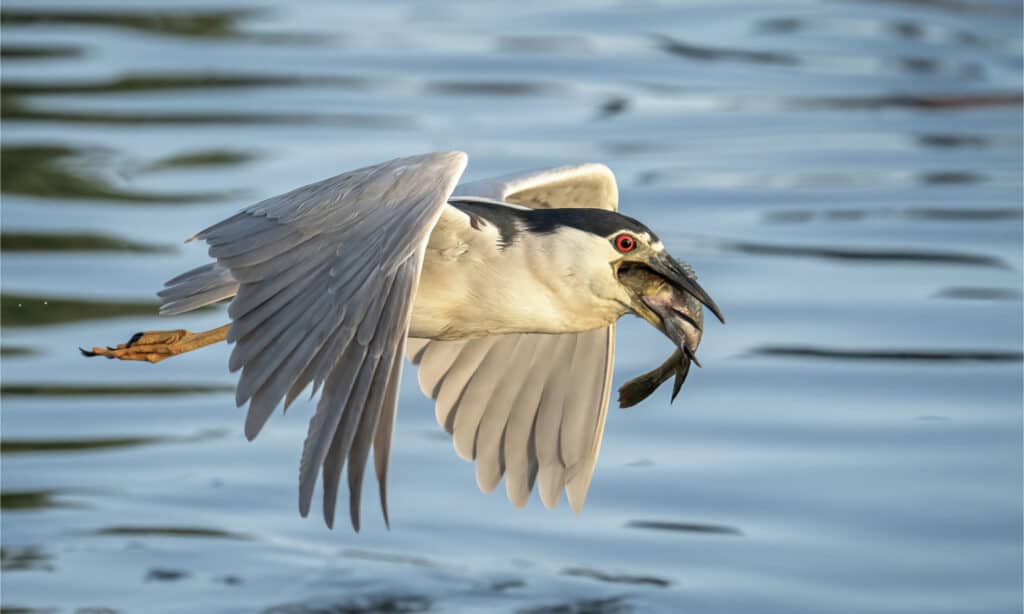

[164,151,467,530]
[408,163,619,512]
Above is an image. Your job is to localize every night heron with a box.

[84,151,723,530]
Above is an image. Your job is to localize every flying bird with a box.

[83,152,723,530]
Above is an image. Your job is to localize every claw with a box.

[128,332,144,347]
[79,347,97,357]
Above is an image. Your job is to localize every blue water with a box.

[2,1,1022,612]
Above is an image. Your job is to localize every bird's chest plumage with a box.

[408,205,625,340]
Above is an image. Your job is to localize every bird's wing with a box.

[408,163,619,512]
[189,151,467,530]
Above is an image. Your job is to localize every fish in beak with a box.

[617,253,724,408]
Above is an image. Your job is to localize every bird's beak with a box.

[618,252,724,360]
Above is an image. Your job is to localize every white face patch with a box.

[650,240,665,252]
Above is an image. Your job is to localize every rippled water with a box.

[2,1,1022,612]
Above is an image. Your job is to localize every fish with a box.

[618,347,693,408]
[616,262,705,408]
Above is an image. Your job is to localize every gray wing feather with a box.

[343,296,412,530]
[372,343,404,528]
[165,151,467,529]
[318,254,416,529]
[220,235,331,284]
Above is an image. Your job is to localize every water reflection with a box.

[4,73,367,96]
[919,171,984,185]
[0,606,59,614]
[756,14,998,48]
[3,98,411,128]
[1,546,54,572]
[1,490,85,511]
[1,44,83,60]
[916,134,992,149]
[907,207,1023,221]
[2,232,174,253]
[0,346,36,357]
[0,7,319,43]
[562,567,671,588]
[750,345,1024,362]
[341,548,438,569]
[143,149,259,173]
[426,80,563,97]
[96,526,248,540]
[792,92,1023,111]
[1,384,231,397]
[265,594,433,614]
[848,0,1023,17]
[721,239,1007,268]
[638,167,1008,190]
[1,429,227,454]
[654,34,799,65]
[496,34,591,54]
[625,520,743,536]
[145,569,190,582]
[596,96,629,120]
[522,595,630,614]
[755,17,803,35]
[934,287,1023,300]
[0,145,233,203]
[764,207,1022,224]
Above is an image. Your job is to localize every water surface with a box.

[2,1,1022,612]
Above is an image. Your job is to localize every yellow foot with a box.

[81,325,229,363]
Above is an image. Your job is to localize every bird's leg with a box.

[81,324,230,363]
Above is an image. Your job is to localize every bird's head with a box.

[611,227,724,360]
[523,208,724,357]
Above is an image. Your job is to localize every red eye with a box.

[614,233,636,253]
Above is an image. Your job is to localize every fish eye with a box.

[614,233,637,253]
